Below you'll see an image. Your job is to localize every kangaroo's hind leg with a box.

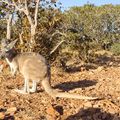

[14,79,30,94]
[29,80,37,93]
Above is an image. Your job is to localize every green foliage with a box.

[110,43,120,55]
[0,20,6,40]
[1,2,120,63]
[60,4,120,62]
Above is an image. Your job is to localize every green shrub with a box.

[110,43,120,55]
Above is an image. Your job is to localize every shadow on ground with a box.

[66,107,120,120]
[60,55,120,73]
[54,79,97,91]
[93,55,120,66]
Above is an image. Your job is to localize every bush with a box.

[110,43,120,55]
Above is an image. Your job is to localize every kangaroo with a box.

[0,39,99,100]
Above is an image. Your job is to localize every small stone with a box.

[0,112,5,119]
[84,101,93,108]
[109,62,113,66]
[46,105,60,119]
[6,107,17,115]
[96,66,104,72]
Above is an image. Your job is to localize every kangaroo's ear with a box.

[7,39,17,49]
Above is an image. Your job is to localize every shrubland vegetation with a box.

[0,1,120,64]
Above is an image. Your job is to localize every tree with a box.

[1,0,40,49]
[0,0,63,52]
[0,1,15,40]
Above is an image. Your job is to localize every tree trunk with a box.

[6,14,13,39]
[30,25,36,44]
[29,25,36,51]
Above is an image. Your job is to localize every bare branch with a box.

[24,0,34,26]
[34,0,40,27]
[50,30,66,41]
[1,0,40,45]
[50,30,66,55]
[50,39,65,55]
[12,0,25,11]
[12,0,34,26]
[19,30,24,44]
[24,0,29,15]
[6,13,13,39]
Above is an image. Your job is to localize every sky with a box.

[59,0,120,9]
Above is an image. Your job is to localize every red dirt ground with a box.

[0,58,120,120]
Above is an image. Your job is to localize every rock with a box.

[6,107,17,115]
[109,62,113,66]
[96,66,104,72]
[84,101,93,108]
[0,65,4,73]
[80,67,86,71]
[46,105,59,120]
[0,112,5,119]
[89,71,94,75]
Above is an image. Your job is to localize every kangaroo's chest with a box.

[6,58,14,68]
[6,58,18,72]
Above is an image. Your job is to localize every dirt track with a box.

[0,62,120,120]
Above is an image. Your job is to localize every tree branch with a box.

[12,0,34,26]
[50,30,66,41]
[19,30,24,44]
[12,0,25,11]
[50,39,65,55]
[24,0,29,15]
[6,13,13,39]
[24,0,34,26]
[34,0,40,27]
[50,30,66,55]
